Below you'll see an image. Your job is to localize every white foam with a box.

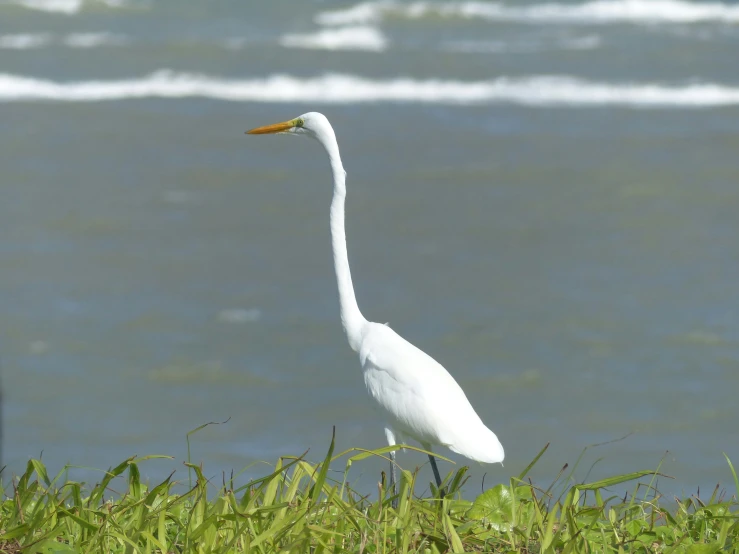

[217,308,262,324]
[1,70,739,108]
[279,26,387,51]
[562,34,602,49]
[0,33,52,49]
[14,0,84,13]
[0,32,128,49]
[443,34,601,53]
[316,2,387,26]
[316,0,739,26]
[9,0,130,15]
[63,32,128,47]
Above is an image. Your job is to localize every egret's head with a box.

[246,112,331,141]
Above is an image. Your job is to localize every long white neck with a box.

[320,132,366,351]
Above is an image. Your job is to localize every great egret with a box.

[247,112,504,496]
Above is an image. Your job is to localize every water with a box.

[2,0,739,497]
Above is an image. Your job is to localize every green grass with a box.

[1,432,738,553]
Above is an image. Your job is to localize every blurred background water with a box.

[2,0,739,497]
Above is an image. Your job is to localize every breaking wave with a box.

[6,0,131,14]
[1,70,739,108]
[0,33,52,49]
[442,34,602,53]
[279,26,387,51]
[316,0,739,26]
[0,31,128,49]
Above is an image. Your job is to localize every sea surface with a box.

[2,0,739,498]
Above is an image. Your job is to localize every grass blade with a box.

[311,427,336,504]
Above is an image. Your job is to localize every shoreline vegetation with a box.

[1,431,738,553]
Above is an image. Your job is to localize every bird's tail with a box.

[449,425,504,464]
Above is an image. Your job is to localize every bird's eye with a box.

[295,118,305,128]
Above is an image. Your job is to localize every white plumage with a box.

[248,112,503,493]
[360,322,503,463]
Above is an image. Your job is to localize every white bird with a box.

[247,112,504,495]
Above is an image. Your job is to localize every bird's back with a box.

[358,322,504,464]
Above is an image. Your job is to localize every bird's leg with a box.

[384,428,399,509]
[428,455,444,492]
[423,443,446,499]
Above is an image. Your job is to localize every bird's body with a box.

[247,112,503,492]
[359,321,503,463]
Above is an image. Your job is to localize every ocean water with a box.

[2,0,739,497]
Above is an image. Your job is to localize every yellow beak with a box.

[246,118,299,135]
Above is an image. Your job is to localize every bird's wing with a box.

[358,322,486,448]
